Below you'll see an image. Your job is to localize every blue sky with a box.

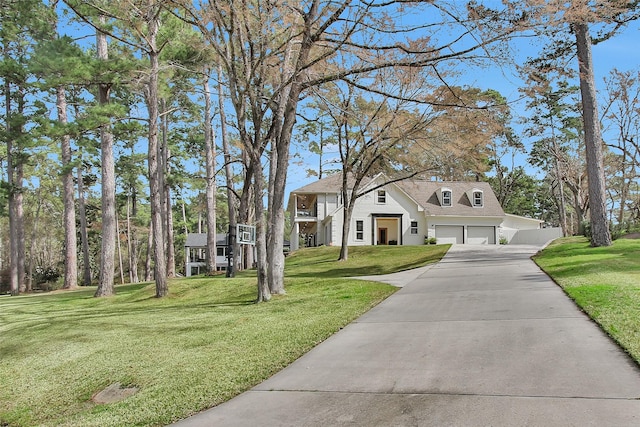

[285,18,640,196]
[52,2,640,203]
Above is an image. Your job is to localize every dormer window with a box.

[442,189,452,207]
[377,190,386,204]
[472,190,483,207]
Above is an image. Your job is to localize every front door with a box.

[378,228,387,245]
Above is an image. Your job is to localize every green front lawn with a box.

[0,245,447,427]
[285,244,450,278]
[534,237,640,362]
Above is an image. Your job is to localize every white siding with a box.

[318,193,340,222]
[348,182,425,246]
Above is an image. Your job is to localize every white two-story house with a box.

[288,173,557,250]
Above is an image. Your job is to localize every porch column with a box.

[291,222,300,251]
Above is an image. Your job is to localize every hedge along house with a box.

[287,173,556,251]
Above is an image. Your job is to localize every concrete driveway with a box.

[171,244,640,426]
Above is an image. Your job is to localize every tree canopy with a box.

[1,0,639,296]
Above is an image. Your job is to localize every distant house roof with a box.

[291,173,348,193]
[291,172,384,192]
[289,173,505,218]
[184,233,227,248]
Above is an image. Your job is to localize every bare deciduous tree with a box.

[602,69,640,227]
[203,69,217,274]
[312,80,436,260]
[176,0,520,299]
[521,0,640,245]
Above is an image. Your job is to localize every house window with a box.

[217,247,226,257]
[473,191,483,207]
[355,220,364,240]
[410,221,418,234]
[442,190,452,207]
[377,190,386,204]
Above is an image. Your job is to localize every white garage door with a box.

[435,226,464,244]
[467,226,496,245]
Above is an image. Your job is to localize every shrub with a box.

[33,265,62,285]
[0,268,9,294]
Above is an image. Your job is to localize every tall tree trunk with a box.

[145,220,153,282]
[617,155,630,226]
[162,112,176,278]
[116,211,125,284]
[253,159,270,302]
[338,190,356,261]
[203,72,217,274]
[235,152,252,273]
[27,189,42,292]
[127,193,140,283]
[218,64,236,276]
[574,185,587,235]
[51,2,78,290]
[5,62,27,295]
[58,85,78,289]
[0,217,3,275]
[245,193,256,270]
[16,160,25,294]
[146,9,168,297]
[573,22,612,247]
[267,140,284,292]
[550,123,569,237]
[127,195,134,283]
[5,74,21,296]
[77,165,92,285]
[95,19,116,297]
[267,36,298,295]
[181,195,189,235]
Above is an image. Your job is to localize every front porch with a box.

[372,215,402,245]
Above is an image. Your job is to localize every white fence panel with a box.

[508,227,563,245]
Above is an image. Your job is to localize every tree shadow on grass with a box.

[535,238,640,281]
[287,259,437,278]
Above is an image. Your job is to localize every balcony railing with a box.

[296,209,317,217]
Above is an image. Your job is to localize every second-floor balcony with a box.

[294,193,318,219]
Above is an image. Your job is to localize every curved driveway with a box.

[172,244,640,426]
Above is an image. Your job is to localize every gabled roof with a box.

[290,172,356,194]
[396,180,504,217]
[289,173,505,218]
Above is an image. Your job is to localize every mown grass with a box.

[0,244,447,427]
[534,236,640,362]
[285,244,450,278]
